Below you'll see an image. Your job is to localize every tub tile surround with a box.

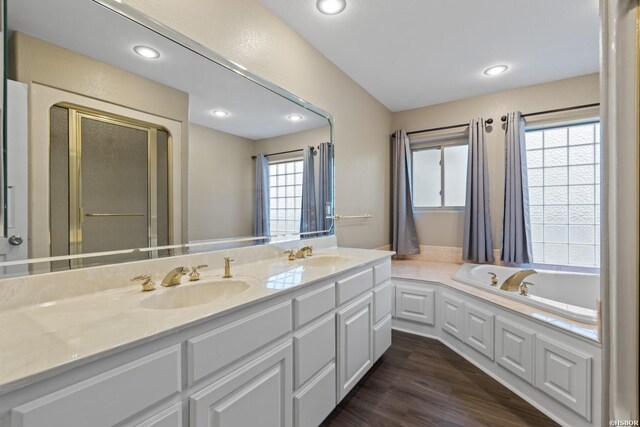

[0,236,393,394]
[392,260,598,342]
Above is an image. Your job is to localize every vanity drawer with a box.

[12,346,181,427]
[373,314,392,362]
[294,363,336,427]
[294,314,336,389]
[134,403,182,427]
[293,282,336,328]
[187,301,292,384]
[337,268,374,305]
[374,261,391,285]
[373,280,392,323]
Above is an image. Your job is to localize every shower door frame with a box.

[58,104,171,259]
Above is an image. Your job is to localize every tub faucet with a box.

[161,267,188,287]
[500,269,537,291]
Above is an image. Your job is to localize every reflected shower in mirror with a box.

[1,0,333,277]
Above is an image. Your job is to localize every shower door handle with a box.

[85,213,146,217]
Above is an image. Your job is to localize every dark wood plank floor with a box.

[322,330,558,427]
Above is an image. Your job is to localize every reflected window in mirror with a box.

[269,160,303,236]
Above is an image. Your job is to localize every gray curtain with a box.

[253,154,270,237]
[392,129,420,255]
[463,119,495,263]
[502,112,533,264]
[317,142,334,232]
[300,146,317,233]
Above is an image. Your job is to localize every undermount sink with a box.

[301,254,350,267]
[140,280,250,310]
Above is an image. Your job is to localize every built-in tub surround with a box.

[454,264,599,325]
[0,236,392,393]
[393,260,598,341]
[391,259,601,426]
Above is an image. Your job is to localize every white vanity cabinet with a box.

[1,256,394,427]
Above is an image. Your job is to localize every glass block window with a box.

[526,121,601,268]
[269,159,303,236]
[412,143,468,208]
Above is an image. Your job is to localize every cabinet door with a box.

[535,336,592,421]
[496,318,535,384]
[463,303,494,360]
[190,342,292,427]
[395,284,435,325]
[441,293,464,340]
[336,293,373,401]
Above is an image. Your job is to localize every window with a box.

[525,121,601,268]
[412,143,468,208]
[269,159,303,235]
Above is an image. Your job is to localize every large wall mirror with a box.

[0,0,334,277]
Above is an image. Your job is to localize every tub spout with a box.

[500,269,537,291]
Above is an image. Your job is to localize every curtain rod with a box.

[400,118,494,136]
[500,103,600,122]
[251,146,315,160]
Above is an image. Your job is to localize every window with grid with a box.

[269,159,303,236]
[525,121,601,268]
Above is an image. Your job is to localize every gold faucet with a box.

[131,274,156,292]
[284,250,296,261]
[294,246,314,259]
[189,264,208,281]
[223,257,234,278]
[161,267,188,287]
[500,269,537,291]
[519,281,535,296]
[487,272,498,286]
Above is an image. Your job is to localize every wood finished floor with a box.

[322,330,559,427]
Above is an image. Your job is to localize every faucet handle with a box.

[131,274,156,292]
[284,250,296,261]
[487,272,498,286]
[303,246,314,256]
[520,281,535,296]
[189,264,208,281]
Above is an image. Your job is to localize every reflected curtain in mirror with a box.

[392,129,420,256]
[317,142,334,232]
[300,146,317,233]
[254,154,270,237]
[501,112,532,265]
[463,118,494,263]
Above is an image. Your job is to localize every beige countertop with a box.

[392,259,599,343]
[0,247,392,395]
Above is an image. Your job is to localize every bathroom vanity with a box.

[0,243,392,427]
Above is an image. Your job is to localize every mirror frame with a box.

[0,0,335,267]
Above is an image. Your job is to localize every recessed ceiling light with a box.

[287,114,303,121]
[483,64,509,76]
[133,45,160,59]
[316,0,346,15]
[212,110,229,117]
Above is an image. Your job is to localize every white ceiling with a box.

[8,0,329,140]
[260,0,600,112]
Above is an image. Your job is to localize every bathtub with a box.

[453,263,599,324]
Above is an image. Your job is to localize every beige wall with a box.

[392,73,600,249]
[188,124,255,241]
[126,0,392,249]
